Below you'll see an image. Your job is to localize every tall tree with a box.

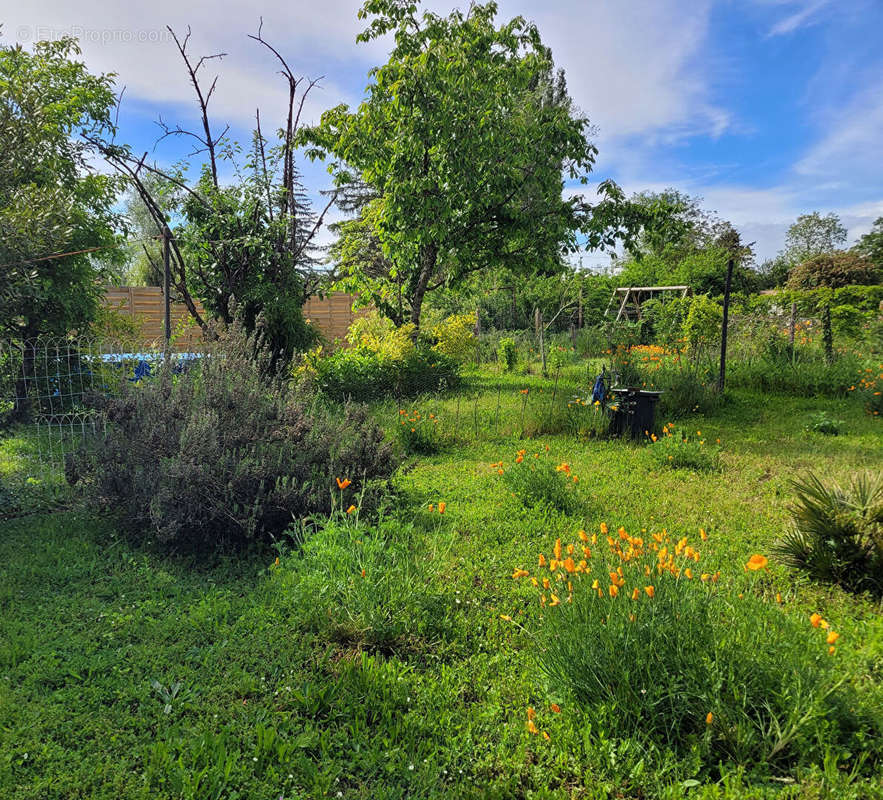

[301,0,609,334]
[0,36,121,340]
[95,24,336,368]
[614,189,757,294]
[786,251,878,290]
[853,217,883,270]
[783,212,847,264]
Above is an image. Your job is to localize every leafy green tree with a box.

[302,0,607,334]
[623,190,717,265]
[0,36,121,340]
[787,251,878,290]
[854,217,883,270]
[97,26,332,368]
[786,250,877,365]
[783,212,847,264]
[757,254,791,289]
[613,190,757,295]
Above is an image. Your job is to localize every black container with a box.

[609,388,662,440]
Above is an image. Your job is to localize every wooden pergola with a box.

[604,285,692,322]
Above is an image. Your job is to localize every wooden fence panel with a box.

[102,287,366,348]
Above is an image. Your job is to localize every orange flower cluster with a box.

[810,612,841,654]
[512,524,718,607]
[525,705,556,741]
[848,364,883,415]
[398,409,440,428]
[491,451,580,483]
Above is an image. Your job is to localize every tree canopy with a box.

[0,36,121,339]
[854,217,883,270]
[783,212,848,265]
[301,0,609,332]
[613,190,758,295]
[787,251,879,290]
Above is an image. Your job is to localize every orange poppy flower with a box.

[644,586,655,598]
[554,538,562,560]
[810,613,823,628]
[549,703,561,713]
[826,631,840,644]
[600,522,609,535]
[538,553,547,567]
[706,712,713,725]
[609,585,619,598]
[336,477,351,490]
[512,568,529,579]
[346,504,356,514]
[527,720,539,734]
[438,502,446,514]
[745,554,768,571]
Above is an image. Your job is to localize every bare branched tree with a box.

[93,22,337,357]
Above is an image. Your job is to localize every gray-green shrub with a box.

[75,323,398,551]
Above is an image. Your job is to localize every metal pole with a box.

[163,225,171,347]
[718,256,734,393]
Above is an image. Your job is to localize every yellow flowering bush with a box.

[347,311,416,361]
[507,525,875,768]
[430,313,477,363]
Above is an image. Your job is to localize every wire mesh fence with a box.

[1,337,202,488]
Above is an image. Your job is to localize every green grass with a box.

[1,372,882,799]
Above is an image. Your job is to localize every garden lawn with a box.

[1,380,882,799]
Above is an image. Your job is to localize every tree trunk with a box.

[11,340,36,423]
[409,243,437,338]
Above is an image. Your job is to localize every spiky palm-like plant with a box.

[774,472,883,592]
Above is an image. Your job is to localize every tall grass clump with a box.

[646,423,721,471]
[510,527,879,772]
[727,346,864,397]
[493,449,580,513]
[284,517,452,653]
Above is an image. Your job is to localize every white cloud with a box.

[4,0,733,144]
[764,0,831,36]
[499,0,729,142]
[4,0,367,127]
[795,85,883,183]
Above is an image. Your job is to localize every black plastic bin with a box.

[609,388,662,440]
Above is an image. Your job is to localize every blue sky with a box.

[3,0,882,265]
